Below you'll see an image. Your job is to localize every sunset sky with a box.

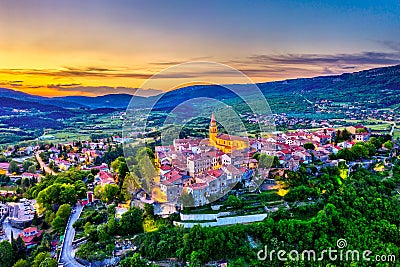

[1,0,400,97]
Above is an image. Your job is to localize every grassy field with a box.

[0,186,16,192]
[35,113,124,144]
[367,124,392,131]
[51,132,91,143]
[393,128,400,139]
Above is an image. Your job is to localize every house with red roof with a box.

[18,227,42,247]
[95,171,115,185]
[160,169,184,202]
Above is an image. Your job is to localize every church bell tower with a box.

[209,113,217,144]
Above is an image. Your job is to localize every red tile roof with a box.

[97,171,115,184]
[207,169,223,178]
[188,182,208,190]
[19,227,42,245]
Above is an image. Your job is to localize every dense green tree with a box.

[97,224,110,244]
[258,154,278,168]
[334,129,351,143]
[59,184,77,204]
[384,140,394,149]
[252,152,261,161]
[118,162,129,187]
[107,204,116,215]
[105,243,115,256]
[110,156,126,172]
[8,161,19,174]
[136,147,155,162]
[107,215,118,235]
[283,185,318,202]
[22,178,30,188]
[22,161,34,172]
[52,204,71,234]
[86,173,95,184]
[75,241,107,261]
[335,148,355,161]
[74,180,87,199]
[189,251,204,267]
[51,216,65,235]
[271,155,280,168]
[83,222,98,241]
[143,203,155,219]
[12,259,30,267]
[369,136,379,149]
[44,210,55,226]
[94,184,119,203]
[39,233,52,252]
[303,142,315,150]
[350,143,369,159]
[229,257,247,266]
[136,149,157,192]
[12,235,26,260]
[36,183,77,210]
[28,165,37,174]
[56,204,71,220]
[122,173,141,201]
[38,258,57,267]
[119,207,143,235]
[119,253,150,267]
[225,195,243,209]
[0,240,13,267]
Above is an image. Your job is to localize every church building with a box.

[209,113,248,154]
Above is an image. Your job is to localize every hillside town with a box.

[3,1,400,265]
[151,114,397,209]
[0,112,396,266]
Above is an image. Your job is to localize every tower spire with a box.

[209,112,217,143]
[210,112,216,126]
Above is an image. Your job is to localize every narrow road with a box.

[35,151,56,175]
[59,204,85,267]
[389,123,395,136]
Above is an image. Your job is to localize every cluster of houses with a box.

[153,114,376,207]
[38,138,125,187]
[312,99,400,122]
[241,99,400,130]
[155,142,253,207]
[45,141,107,171]
[0,136,135,198]
[255,125,372,171]
[153,114,268,207]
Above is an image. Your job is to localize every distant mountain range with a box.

[1,64,400,112]
[0,89,150,109]
[53,94,148,109]
[0,64,399,143]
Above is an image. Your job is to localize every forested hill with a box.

[145,64,400,115]
[256,64,400,109]
[1,64,400,112]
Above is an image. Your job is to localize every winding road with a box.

[59,204,85,267]
[35,151,56,176]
